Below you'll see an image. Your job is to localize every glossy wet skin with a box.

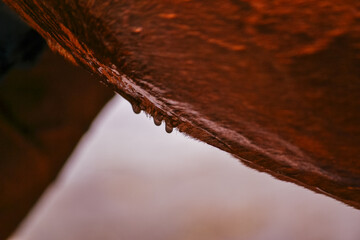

[2,0,360,232]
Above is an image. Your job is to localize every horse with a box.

[1,0,359,238]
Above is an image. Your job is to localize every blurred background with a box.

[10,95,360,240]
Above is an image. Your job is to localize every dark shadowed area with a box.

[0,49,113,238]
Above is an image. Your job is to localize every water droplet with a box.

[131,103,141,114]
[153,115,163,126]
[165,121,173,133]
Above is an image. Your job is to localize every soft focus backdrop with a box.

[12,95,360,240]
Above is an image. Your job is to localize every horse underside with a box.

[1,0,360,238]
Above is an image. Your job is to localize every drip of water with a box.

[153,115,163,126]
[165,121,173,133]
[131,103,141,114]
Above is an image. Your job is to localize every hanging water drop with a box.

[131,103,141,114]
[165,121,173,133]
[154,115,163,126]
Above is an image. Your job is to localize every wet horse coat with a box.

[1,0,360,237]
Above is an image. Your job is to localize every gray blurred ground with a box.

[11,96,360,240]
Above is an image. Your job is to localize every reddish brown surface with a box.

[0,50,113,239]
[3,0,360,230]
